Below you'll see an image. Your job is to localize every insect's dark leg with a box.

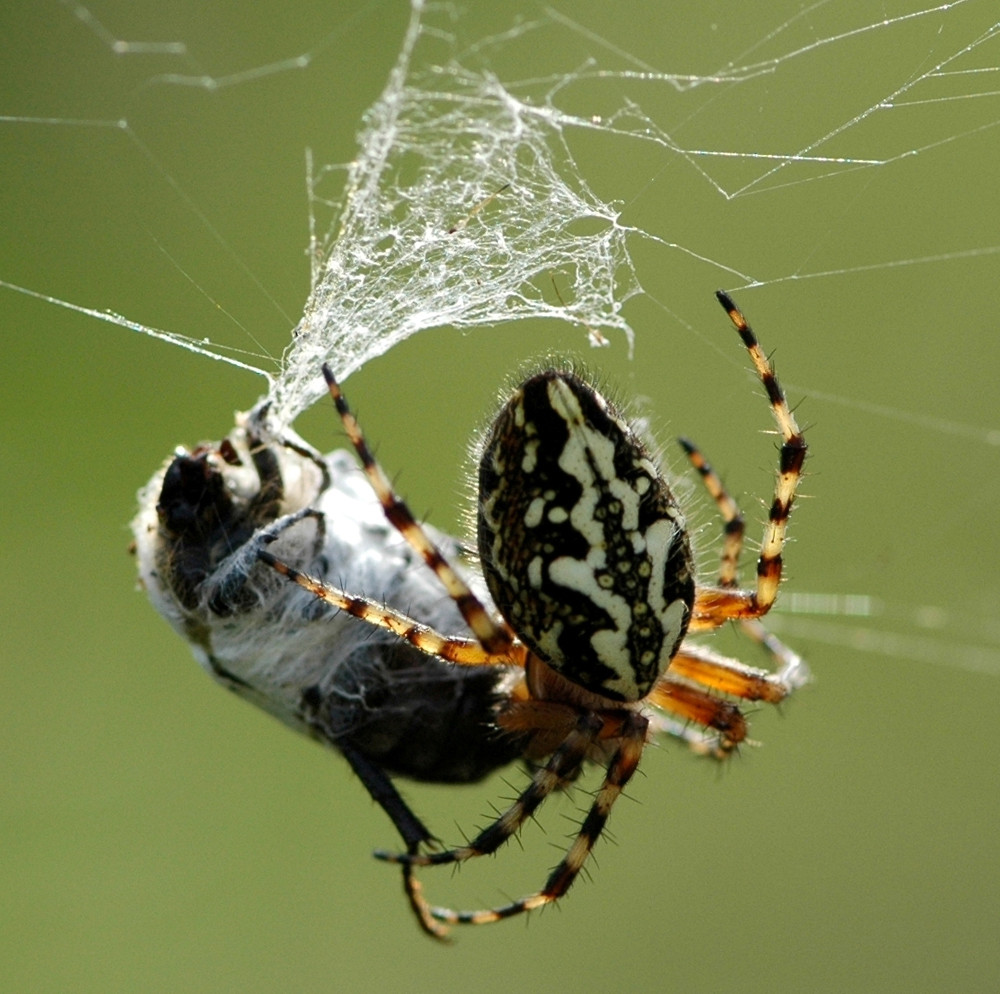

[338,742,434,851]
[337,743,450,941]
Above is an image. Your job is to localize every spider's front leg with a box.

[319,363,517,657]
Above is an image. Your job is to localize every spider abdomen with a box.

[478,369,695,702]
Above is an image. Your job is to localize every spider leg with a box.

[668,642,791,703]
[678,435,810,691]
[320,364,515,656]
[651,636,811,759]
[401,854,451,941]
[644,711,737,759]
[678,436,744,588]
[738,618,811,691]
[375,709,603,869]
[423,710,649,926]
[258,550,526,668]
[646,674,748,756]
[689,292,807,629]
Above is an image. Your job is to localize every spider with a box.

[258,290,809,935]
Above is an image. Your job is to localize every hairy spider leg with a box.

[678,436,745,589]
[257,552,526,668]
[376,710,603,868]
[678,435,810,690]
[402,857,450,941]
[689,291,807,630]
[383,711,649,925]
[320,363,515,657]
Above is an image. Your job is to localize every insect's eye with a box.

[477,369,694,701]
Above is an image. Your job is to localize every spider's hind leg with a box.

[374,706,603,870]
[423,709,649,926]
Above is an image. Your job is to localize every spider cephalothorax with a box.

[255,291,809,938]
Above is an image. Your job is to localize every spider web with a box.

[3,0,1000,678]
[4,6,1000,983]
[211,0,1000,431]
[269,0,640,426]
[8,1,997,429]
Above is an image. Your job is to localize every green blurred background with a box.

[3,2,998,991]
